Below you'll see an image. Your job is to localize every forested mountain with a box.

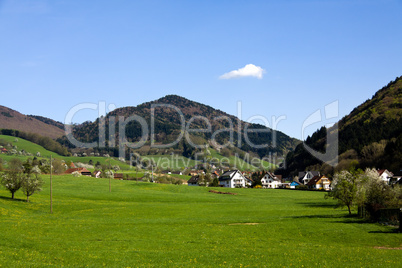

[281,76,402,177]
[0,105,65,139]
[67,95,300,159]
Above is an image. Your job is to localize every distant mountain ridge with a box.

[70,95,300,158]
[0,105,65,139]
[282,76,402,176]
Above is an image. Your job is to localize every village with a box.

[61,157,402,190]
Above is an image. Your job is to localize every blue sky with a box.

[0,0,401,140]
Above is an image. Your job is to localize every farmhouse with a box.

[298,171,320,185]
[187,175,199,186]
[245,177,253,187]
[377,169,393,184]
[65,167,92,176]
[307,175,331,190]
[260,172,281,188]
[114,173,123,179]
[219,170,246,188]
[391,171,402,184]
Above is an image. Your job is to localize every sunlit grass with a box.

[0,175,400,267]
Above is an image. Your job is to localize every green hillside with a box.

[0,134,275,172]
[68,95,299,160]
[0,134,57,158]
[282,76,402,177]
[0,135,131,170]
[0,176,400,267]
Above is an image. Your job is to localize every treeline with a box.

[28,115,64,130]
[0,129,70,156]
[327,168,402,220]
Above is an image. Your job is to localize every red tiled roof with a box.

[306,175,321,186]
[65,167,90,174]
[377,169,393,176]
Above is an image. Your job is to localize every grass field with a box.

[0,175,401,267]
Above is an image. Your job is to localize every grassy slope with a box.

[0,176,400,267]
[0,135,275,172]
[0,135,131,170]
[208,148,276,171]
[141,154,201,170]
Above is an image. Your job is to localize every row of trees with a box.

[0,158,43,202]
[326,168,402,217]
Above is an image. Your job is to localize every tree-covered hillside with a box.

[282,76,402,177]
[67,95,299,159]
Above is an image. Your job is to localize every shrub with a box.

[72,171,81,177]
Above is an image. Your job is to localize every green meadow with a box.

[0,175,401,267]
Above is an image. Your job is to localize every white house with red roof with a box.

[377,169,393,184]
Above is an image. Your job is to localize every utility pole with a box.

[151,164,154,183]
[109,157,111,192]
[50,155,53,214]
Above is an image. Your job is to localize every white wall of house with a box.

[379,171,392,184]
[261,174,281,188]
[230,172,245,188]
[219,171,246,188]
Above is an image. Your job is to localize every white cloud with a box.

[219,64,265,79]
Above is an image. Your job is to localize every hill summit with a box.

[0,105,64,139]
[68,95,299,159]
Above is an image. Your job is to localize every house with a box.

[307,175,331,190]
[260,172,281,188]
[68,162,76,168]
[65,167,92,176]
[245,177,253,187]
[187,175,199,186]
[219,170,246,188]
[290,181,301,189]
[114,173,123,179]
[377,169,393,184]
[171,171,183,176]
[211,170,220,178]
[189,171,199,176]
[391,171,402,184]
[1,148,8,154]
[94,171,102,178]
[298,171,320,185]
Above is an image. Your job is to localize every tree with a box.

[211,177,219,187]
[21,174,43,202]
[0,171,24,199]
[325,170,360,215]
[9,158,23,172]
[0,158,24,199]
[52,158,66,174]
